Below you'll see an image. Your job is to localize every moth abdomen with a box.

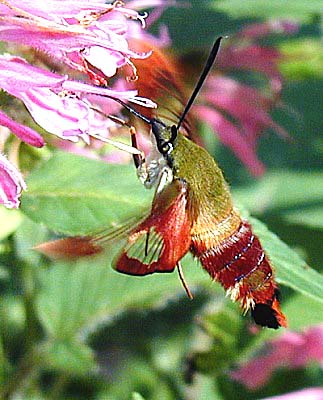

[191,220,287,328]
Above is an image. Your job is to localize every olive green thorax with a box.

[170,132,233,222]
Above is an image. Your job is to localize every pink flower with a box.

[0,110,44,148]
[0,153,26,209]
[260,388,323,400]
[0,0,150,83]
[0,55,150,144]
[0,1,161,208]
[230,324,323,390]
[191,21,296,176]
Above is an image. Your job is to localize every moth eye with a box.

[160,141,173,155]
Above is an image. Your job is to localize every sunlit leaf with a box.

[189,375,224,400]
[132,393,146,400]
[21,152,153,235]
[284,206,323,230]
[0,207,22,240]
[36,253,210,340]
[283,294,323,330]
[214,0,322,22]
[233,171,323,229]
[279,39,323,81]
[250,217,323,303]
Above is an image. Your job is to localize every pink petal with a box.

[218,45,283,94]
[231,325,323,390]
[20,89,92,142]
[0,110,44,148]
[194,105,265,176]
[290,324,323,367]
[203,77,287,145]
[240,20,299,39]
[0,153,26,209]
[0,55,65,93]
[81,46,126,78]
[0,0,110,20]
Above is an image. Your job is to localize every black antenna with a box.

[105,95,152,125]
[176,36,223,131]
[105,37,223,138]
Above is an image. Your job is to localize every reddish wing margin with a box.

[115,179,191,275]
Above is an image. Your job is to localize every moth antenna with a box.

[177,36,223,131]
[105,95,152,124]
[177,262,193,300]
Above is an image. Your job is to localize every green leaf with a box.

[279,39,323,81]
[14,217,49,266]
[250,217,323,303]
[36,253,211,340]
[21,152,153,235]
[189,301,243,375]
[189,375,224,400]
[284,206,323,230]
[0,207,23,240]
[283,293,323,330]
[43,339,96,376]
[233,171,323,229]
[214,0,322,22]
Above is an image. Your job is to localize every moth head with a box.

[151,119,177,157]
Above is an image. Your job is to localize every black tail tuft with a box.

[251,303,280,329]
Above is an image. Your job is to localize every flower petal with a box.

[194,105,265,176]
[231,324,323,390]
[0,153,26,209]
[0,110,44,147]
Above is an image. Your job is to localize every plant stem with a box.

[21,260,42,352]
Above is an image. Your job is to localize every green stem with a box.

[0,329,7,387]
[21,261,41,351]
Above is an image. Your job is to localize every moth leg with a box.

[107,118,152,185]
[127,125,156,187]
[93,114,146,163]
[129,126,145,169]
[177,262,193,300]
[108,116,146,170]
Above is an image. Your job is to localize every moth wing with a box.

[114,179,191,275]
[35,214,148,260]
[129,39,194,137]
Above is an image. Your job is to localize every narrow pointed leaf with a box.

[250,217,323,303]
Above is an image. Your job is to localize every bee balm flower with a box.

[0,153,26,209]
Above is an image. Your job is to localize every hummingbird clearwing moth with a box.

[37,37,287,329]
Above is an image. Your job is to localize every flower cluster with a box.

[0,0,158,208]
[193,21,298,176]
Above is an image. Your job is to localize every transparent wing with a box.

[35,213,148,260]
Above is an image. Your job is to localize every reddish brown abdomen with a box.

[191,220,287,329]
